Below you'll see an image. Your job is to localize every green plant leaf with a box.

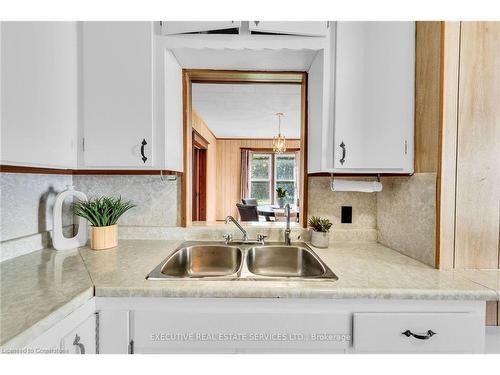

[72,196,136,227]
[308,216,332,233]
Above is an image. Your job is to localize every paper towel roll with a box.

[330,179,383,193]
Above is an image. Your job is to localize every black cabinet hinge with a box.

[95,312,99,354]
[128,340,134,354]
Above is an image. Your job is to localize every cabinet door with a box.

[161,21,240,35]
[162,50,183,172]
[249,21,329,37]
[333,22,415,172]
[98,310,130,354]
[60,314,97,354]
[81,22,154,167]
[307,50,335,172]
[1,22,78,169]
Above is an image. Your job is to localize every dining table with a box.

[256,204,300,222]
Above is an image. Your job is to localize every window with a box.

[249,154,272,205]
[249,152,298,206]
[275,154,296,205]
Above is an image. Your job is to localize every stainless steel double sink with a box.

[146,241,337,281]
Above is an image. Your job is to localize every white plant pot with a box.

[311,230,329,248]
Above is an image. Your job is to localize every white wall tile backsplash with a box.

[73,175,180,227]
[377,173,436,267]
[1,173,436,265]
[308,177,377,229]
[0,173,74,242]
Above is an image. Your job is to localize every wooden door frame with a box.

[192,145,207,222]
[181,69,308,227]
[191,129,209,222]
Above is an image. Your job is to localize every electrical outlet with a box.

[341,206,352,224]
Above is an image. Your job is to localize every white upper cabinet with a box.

[81,22,154,168]
[333,22,414,172]
[249,21,329,37]
[308,21,415,174]
[160,21,241,35]
[155,46,183,172]
[1,22,78,169]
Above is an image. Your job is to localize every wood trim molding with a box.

[241,148,301,153]
[219,138,301,141]
[182,69,308,228]
[73,169,182,176]
[192,129,210,149]
[308,172,413,177]
[185,69,305,84]
[436,21,460,269]
[181,70,193,227]
[0,165,182,176]
[0,165,73,174]
[300,74,308,228]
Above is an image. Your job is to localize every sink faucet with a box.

[225,216,248,241]
[284,204,291,246]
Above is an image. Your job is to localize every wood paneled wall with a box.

[215,138,301,220]
[434,22,500,325]
[454,22,500,326]
[453,22,500,270]
[192,109,218,221]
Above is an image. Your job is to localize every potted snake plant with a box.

[308,216,332,248]
[72,196,135,250]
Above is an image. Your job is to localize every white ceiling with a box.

[192,83,301,139]
[172,48,318,71]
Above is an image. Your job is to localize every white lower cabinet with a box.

[94,298,486,354]
[21,298,487,354]
[25,299,96,354]
[60,314,96,354]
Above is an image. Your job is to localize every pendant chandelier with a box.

[272,112,287,154]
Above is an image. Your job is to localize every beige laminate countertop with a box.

[79,240,500,300]
[1,240,499,347]
[0,249,93,346]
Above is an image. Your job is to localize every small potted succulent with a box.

[308,216,332,248]
[276,187,287,208]
[72,196,135,250]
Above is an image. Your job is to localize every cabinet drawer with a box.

[133,310,351,353]
[353,312,484,353]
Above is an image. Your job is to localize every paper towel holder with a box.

[329,174,383,193]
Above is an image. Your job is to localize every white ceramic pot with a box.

[311,230,329,248]
[277,197,285,208]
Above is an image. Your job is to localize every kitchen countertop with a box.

[0,248,94,346]
[79,240,499,300]
[454,269,500,297]
[2,239,499,347]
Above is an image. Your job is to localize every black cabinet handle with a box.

[340,141,346,165]
[73,334,85,354]
[141,139,148,163]
[402,330,436,340]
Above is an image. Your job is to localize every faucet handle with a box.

[256,234,268,244]
[223,234,232,244]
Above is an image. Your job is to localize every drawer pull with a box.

[402,330,436,340]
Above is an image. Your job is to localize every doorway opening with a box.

[182,70,308,228]
[192,129,209,221]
